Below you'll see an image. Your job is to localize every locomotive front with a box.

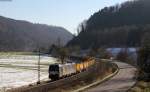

[49,64,60,80]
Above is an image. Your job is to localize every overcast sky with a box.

[0,0,128,34]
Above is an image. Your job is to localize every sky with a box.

[0,0,128,34]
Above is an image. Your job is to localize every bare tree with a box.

[77,20,87,35]
[58,47,69,64]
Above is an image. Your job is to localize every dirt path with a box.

[84,61,137,92]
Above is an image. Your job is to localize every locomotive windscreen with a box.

[49,65,59,71]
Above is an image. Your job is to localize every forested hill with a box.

[68,0,150,49]
[0,16,73,51]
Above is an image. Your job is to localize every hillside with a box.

[68,0,150,49]
[0,16,73,51]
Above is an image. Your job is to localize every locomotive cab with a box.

[49,64,60,80]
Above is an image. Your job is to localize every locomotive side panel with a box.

[62,65,67,76]
[59,65,63,78]
[70,63,76,74]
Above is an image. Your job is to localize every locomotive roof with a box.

[49,63,75,67]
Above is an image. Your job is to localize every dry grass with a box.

[129,81,150,92]
[62,62,117,92]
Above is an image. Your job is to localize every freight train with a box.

[48,57,95,80]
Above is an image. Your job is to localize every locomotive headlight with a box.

[49,71,59,75]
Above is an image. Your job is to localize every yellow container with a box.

[76,63,81,72]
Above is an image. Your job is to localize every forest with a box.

[0,16,73,51]
[68,0,150,49]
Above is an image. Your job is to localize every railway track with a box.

[7,59,117,92]
[7,64,94,92]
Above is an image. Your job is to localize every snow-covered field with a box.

[0,54,57,91]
